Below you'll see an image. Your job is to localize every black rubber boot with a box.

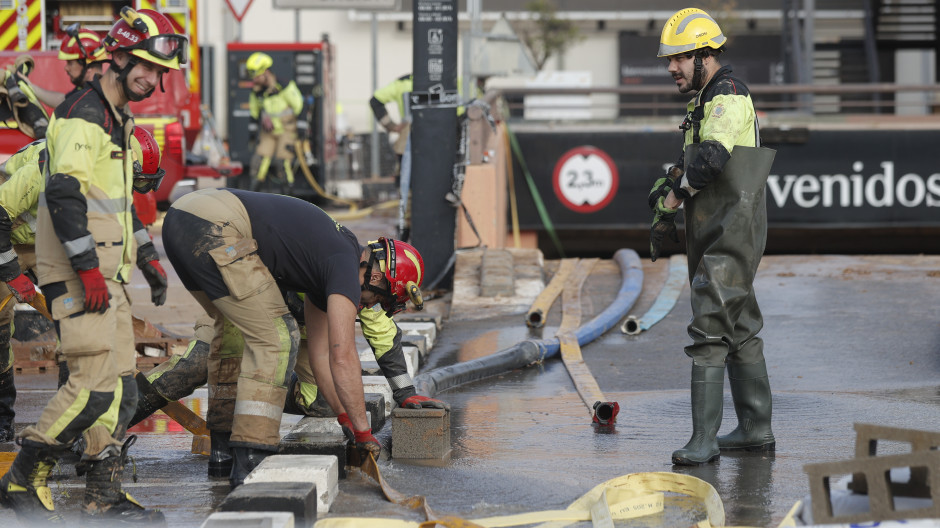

[229,446,274,489]
[0,367,15,442]
[718,360,775,451]
[0,438,64,525]
[672,365,724,466]
[207,430,233,478]
[128,372,170,428]
[81,436,166,526]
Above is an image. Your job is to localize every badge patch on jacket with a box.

[711,104,725,118]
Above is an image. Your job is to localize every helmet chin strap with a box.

[691,53,705,92]
[110,56,156,102]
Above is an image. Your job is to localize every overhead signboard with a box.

[273,0,401,10]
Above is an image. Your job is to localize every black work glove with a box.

[650,197,679,262]
[140,260,168,306]
[647,165,683,210]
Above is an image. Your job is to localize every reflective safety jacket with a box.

[358,305,417,403]
[36,78,137,286]
[675,65,759,199]
[370,74,412,125]
[249,79,303,135]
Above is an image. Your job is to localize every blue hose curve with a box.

[414,248,643,397]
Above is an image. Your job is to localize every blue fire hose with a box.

[414,249,643,397]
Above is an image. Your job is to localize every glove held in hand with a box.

[140,260,168,306]
[7,273,37,303]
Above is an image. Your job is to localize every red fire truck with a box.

[0,0,240,223]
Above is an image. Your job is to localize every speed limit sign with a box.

[552,146,619,213]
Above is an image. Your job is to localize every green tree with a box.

[521,0,583,71]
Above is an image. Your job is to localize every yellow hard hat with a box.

[658,8,727,58]
[246,52,273,78]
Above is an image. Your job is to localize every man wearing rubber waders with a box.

[649,8,777,466]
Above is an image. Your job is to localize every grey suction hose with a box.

[414,248,643,397]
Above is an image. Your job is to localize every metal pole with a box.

[802,0,814,113]
[295,9,301,42]
[370,13,380,179]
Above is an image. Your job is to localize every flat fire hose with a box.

[315,459,731,528]
[621,254,687,335]
[525,258,578,328]
[557,258,606,414]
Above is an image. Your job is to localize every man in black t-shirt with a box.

[162,188,426,488]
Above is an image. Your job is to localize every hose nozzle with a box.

[592,401,619,426]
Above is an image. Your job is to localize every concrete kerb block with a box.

[364,393,386,432]
[220,482,314,526]
[279,418,349,479]
[397,322,437,348]
[244,454,338,514]
[804,450,940,524]
[360,359,381,376]
[391,407,451,460]
[403,344,419,376]
[402,333,429,360]
[202,511,295,528]
[362,376,393,417]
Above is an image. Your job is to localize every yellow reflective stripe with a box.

[234,400,282,421]
[44,387,91,440]
[93,376,124,436]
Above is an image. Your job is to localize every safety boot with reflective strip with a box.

[0,438,64,526]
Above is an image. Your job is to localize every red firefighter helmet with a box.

[58,24,107,64]
[130,127,165,193]
[103,7,187,70]
[363,237,425,315]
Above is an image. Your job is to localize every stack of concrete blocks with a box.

[201,511,295,528]
[802,423,940,524]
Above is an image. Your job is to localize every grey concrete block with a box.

[401,333,428,359]
[360,360,381,376]
[397,322,437,347]
[201,511,295,528]
[480,249,515,297]
[244,455,338,514]
[364,393,386,432]
[402,345,419,376]
[391,407,451,459]
[278,427,348,479]
[220,482,314,525]
[361,376,392,417]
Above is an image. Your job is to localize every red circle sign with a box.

[552,146,619,213]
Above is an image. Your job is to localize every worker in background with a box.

[649,8,776,466]
[127,290,449,478]
[161,188,425,487]
[25,24,109,109]
[0,8,185,524]
[246,52,303,193]
[0,56,49,139]
[0,127,168,448]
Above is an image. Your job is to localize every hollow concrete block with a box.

[279,420,348,479]
[362,376,393,417]
[220,482,314,525]
[244,454,338,514]
[397,322,437,348]
[391,407,450,459]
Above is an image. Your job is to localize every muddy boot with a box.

[229,446,274,489]
[0,367,15,442]
[128,372,170,428]
[718,360,775,451]
[56,360,69,389]
[207,430,233,478]
[0,438,64,525]
[672,365,724,466]
[81,436,165,526]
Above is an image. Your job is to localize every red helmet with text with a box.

[363,238,425,316]
[130,127,165,193]
[103,7,187,70]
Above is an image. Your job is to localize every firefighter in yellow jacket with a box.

[0,8,185,525]
[0,128,168,446]
[246,51,304,193]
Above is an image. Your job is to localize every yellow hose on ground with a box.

[293,141,359,211]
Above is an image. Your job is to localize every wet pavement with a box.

[3,205,940,527]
